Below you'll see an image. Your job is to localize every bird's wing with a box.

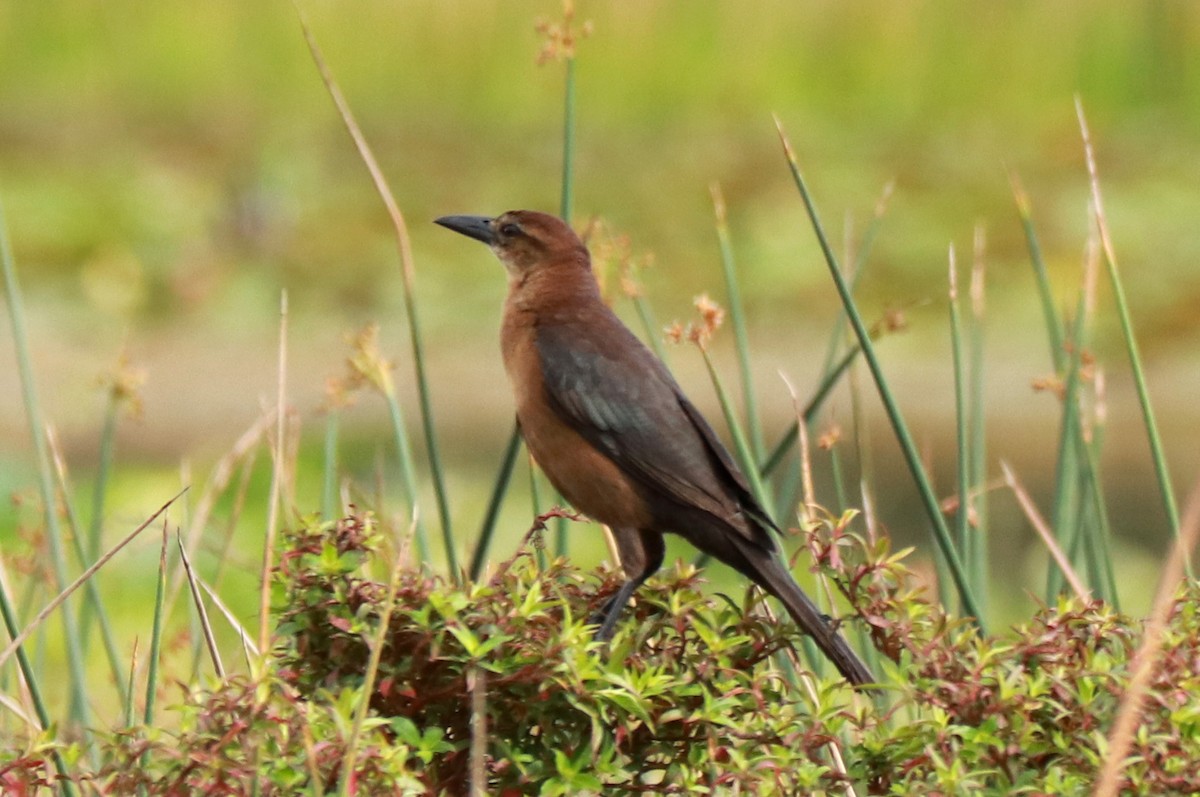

[535,318,776,541]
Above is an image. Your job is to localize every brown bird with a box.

[436,210,873,686]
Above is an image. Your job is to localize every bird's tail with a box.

[744,547,874,687]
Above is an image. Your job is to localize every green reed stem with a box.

[295,6,454,577]
[775,118,983,626]
[0,199,92,747]
[384,393,429,563]
[967,239,989,616]
[948,249,974,609]
[1077,101,1187,577]
[322,410,340,521]
[470,423,523,580]
[1011,175,1065,370]
[632,293,668,363]
[711,183,764,463]
[144,524,169,725]
[548,54,581,560]
[760,344,861,479]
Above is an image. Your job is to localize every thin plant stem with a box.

[470,422,523,581]
[632,293,668,362]
[322,410,340,521]
[774,117,983,626]
[1002,461,1089,602]
[384,391,429,562]
[560,56,577,222]
[0,198,92,744]
[1010,172,1065,369]
[967,228,989,616]
[817,182,893,380]
[701,348,769,508]
[760,343,861,478]
[260,290,289,653]
[79,395,119,655]
[295,3,456,577]
[711,182,764,462]
[144,522,170,726]
[171,411,272,616]
[1046,275,1089,598]
[948,246,974,610]
[1081,391,1120,608]
[45,425,127,707]
[177,534,224,678]
[528,456,550,571]
[1076,98,1187,577]
[549,53,581,561]
[0,563,72,791]
[123,638,139,729]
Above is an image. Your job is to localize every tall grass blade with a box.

[80,390,120,655]
[294,3,456,577]
[692,345,770,570]
[1009,172,1066,369]
[772,191,889,527]
[817,182,893,380]
[46,424,128,706]
[0,199,94,737]
[144,522,170,726]
[1080,375,1120,607]
[1045,258,1090,598]
[382,391,429,561]
[967,228,989,615]
[259,290,289,652]
[947,246,976,609]
[178,534,224,678]
[760,343,861,479]
[710,183,764,462]
[470,422,523,581]
[322,409,340,520]
[0,552,72,791]
[1076,98,1187,576]
[774,117,983,625]
[631,292,668,362]
[549,44,582,561]
[198,578,260,667]
[702,348,769,508]
[123,638,139,729]
[1002,461,1088,603]
[560,55,577,222]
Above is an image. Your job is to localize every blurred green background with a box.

[2,0,1199,647]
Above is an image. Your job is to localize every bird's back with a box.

[508,275,775,552]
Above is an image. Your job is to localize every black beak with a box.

[434,215,495,245]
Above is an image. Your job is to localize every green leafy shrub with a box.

[35,511,1197,795]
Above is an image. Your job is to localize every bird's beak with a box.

[434,215,495,245]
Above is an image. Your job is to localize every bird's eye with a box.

[499,222,521,238]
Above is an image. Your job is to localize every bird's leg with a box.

[591,578,644,641]
[589,527,665,642]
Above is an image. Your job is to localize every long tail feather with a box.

[746,548,874,687]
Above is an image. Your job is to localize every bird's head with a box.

[435,210,588,281]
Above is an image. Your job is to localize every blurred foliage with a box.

[2,2,1200,338]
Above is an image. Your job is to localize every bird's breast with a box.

[500,313,654,531]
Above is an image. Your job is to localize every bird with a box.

[435,209,873,687]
